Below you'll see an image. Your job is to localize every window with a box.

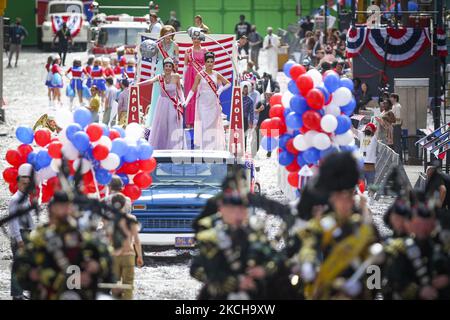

[49,4,82,14]
[98,28,126,47]
[126,28,147,45]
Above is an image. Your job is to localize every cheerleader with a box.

[102,57,115,78]
[65,57,86,107]
[122,58,136,83]
[83,54,95,88]
[45,55,54,107]
[50,54,64,107]
[184,52,231,150]
[112,55,123,87]
[91,58,106,99]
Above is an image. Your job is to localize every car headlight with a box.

[132,204,146,210]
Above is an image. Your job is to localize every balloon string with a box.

[91,167,101,199]
[38,182,43,206]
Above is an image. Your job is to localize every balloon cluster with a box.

[3,107,157,203]
[260,61,360,191]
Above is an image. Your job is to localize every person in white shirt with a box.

[263,27,280,79]
[390,93,403,161]
[148,13,162,34]
[103,77,119,126]
[353,123,378,186]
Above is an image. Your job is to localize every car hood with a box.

[134,185,220,206]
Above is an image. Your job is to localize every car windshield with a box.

[49,4,82,14]
[98,27,147,47]
[150,162,232,187]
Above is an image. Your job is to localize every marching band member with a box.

[184,52,230,151]
[146,58,185,150]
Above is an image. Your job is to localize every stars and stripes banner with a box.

[51,15,83,38]
[436,27,448,57]
[346,26,448,67]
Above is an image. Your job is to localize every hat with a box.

[365,122,377,133]
[18,163,33,177]
[221,168,248,206]
[316,152,361,193]
[49,191,70,207]
[163,57,175,66]
[127,58,136,65]
[240,80,251,90]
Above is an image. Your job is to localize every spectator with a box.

[375,100,396,148]
[117,79,130,126]
[318,45,337,67]
[235,15,252,51]
[333,61,345,75]
[194,15,210,34]
[300,16,314,38]
[319,61,331,74]
[7,17,28,68]
[248,25,263,70]
[353,78,362,105]
[357,82,372,113]
[53,22,72,66]
[390,93,403,160]
[165,11,181,31]
[148,13,162,34]
[353,123,378,187]
[237,35,249,74]
[88,85,101,122]
[103,77,119,126]
[426,166,448,209]
[302,57,312,71]
[244,61,260,79]
[263,27,280,79]
[242,82,256,152]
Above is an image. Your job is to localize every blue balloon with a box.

[72,131,90,153]
[278,151,295,166]
[283,107,292,118]
[123,145,139,163]
[82,85,91,99]
[112,125,126,137]
[66,123,82,141]
[95,168,112,185]
[261,136,278,151]
[111,138,128,157]
[74,107,92,128]
[15,126,34,144]
[286,112,303,130]
[137,138,148,145]
[323,73,340,93]
[288,80,300,95]
[303,147,321,164]
[118,173,129,185]
[317,85,330,103]
[297,153,307,167]
[36,150,52,168]
[100,123,110,136]
[283,60,296,78]
[278,134,292,149]
[320,146,339,159]
[341,98,356,116]
[340,78,354,91]
[27,152,37,166]
[290,95,309,115]
[335,115,352,135]
[138,143,153,160]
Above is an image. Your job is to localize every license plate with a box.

[175,237,196,248]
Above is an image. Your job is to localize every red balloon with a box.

[41,184,54,203]
[83,171,94,186]
[123,184,142,201]
[287,171,299,188]
[300,126,309,134]
[285,138,299,155]
[9,183,18,194]
[260,119,273,137]
[86,123,103,142]
[121,161,140,175]
[269,104,285,119]
[47,176,61,192]
[286,160,300,172]
[295,74,314,97]
[3,167,18,184]
[48,142,63,159]
[133,172,153,189]
[289,64,306,80]
[109,129,121,141]
[269,93,282,107]
[302,110,322,131]
[68,160,75,176]
[18,144,33,160]
[306,89,325,110]
[139,158,157,173]
[270,117,286,137]
[358,179,366,193]
[93,145,109,161]
[6,149,23,168]
[34,129,52,147]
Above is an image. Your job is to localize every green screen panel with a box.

[223,11,252,35]
[222,0,251,11]
[195,0,223,10]
[195,11,223,34]
[254,11,282,34]
[5,1,37,46]
[283,0,298,10]
[282,8,299,26]
[253,0,282,10]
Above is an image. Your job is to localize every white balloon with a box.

[58,127,70,145]
[93,135,112,151]
[313,133,331,150]
[281,90,294,109]
[333,130,354,145]
[101,153,120,170]
[54,109,74,129]
[320,114,338,133]
[125,122,144,141]
[324,103,341,117]
[307,69,323,87]
[293,134,310,151]
[36,166,57,184]
[73,158,91,174]
[61,141,79,160]
[332,87,353,106]
[50,159,62,172]
[304,130,319,143]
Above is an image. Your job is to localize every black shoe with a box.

[266,152,271,158]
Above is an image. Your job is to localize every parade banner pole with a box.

[0,0,6,122]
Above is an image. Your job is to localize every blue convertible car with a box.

[131,150,258,249]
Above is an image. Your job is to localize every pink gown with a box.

[194,71,226,151]
[184,47,206,126]
[148,82,186,150]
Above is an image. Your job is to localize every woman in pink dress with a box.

[184,52,231,151]
[183,37,207,128]
[147,58,186,150]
